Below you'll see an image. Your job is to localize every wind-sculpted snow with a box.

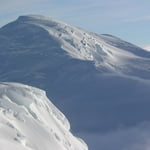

[1,15,150,77]
[0,82,88,150]
[1,15,150,150]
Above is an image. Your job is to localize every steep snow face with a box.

[0,82,88,150]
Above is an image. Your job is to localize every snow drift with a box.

[0,82,88,150]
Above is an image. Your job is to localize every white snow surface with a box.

[0,82,88,150]
[13,15,150,73]
[1,15,150,150]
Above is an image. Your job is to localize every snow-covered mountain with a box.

[1,15,150,150]
[0,82,88,150]
[1,15,150,76]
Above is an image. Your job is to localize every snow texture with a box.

[1,15,150,150]
[0,82,88,150]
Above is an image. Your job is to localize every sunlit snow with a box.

[0,82,88,150]
[1,15,150,150]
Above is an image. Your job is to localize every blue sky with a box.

[0,0,150,46]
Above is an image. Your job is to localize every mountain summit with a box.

[1,15,150,150]
[1,15,150,75]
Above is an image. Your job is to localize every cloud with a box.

[123,16,150,23]
[0,0,53,27]
[55,0,150,26]
[1,0,150,25]
[80,121,150,150]
[142,45,150,51]
[0,0,47,11]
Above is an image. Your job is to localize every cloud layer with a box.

[80,121,150,150]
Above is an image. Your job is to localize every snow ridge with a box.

[0,82,88,150]
[14,15,150,73]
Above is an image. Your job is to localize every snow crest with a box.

[15,15,150,73]
[0,82,88,150]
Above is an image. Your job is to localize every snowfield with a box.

[1,15,150,150]
[0,82,88,150]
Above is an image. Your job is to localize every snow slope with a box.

[0,82,88,150]
[1,15,150,75]
[1,15,150,150]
